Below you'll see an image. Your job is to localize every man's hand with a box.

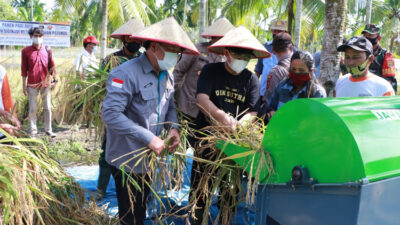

[222,114,238,130]
[166,128,180,152]
[23,85,28,96]
[267,111,276,121]
[51,78,57,90]
[148,136,165,155]
[0,124,19,136]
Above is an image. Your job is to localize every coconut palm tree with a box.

[318,0,347,96]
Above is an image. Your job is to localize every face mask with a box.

[228,58,249,74]
[157,46,179,71]
[346,58,370,78]
[289,70,311,87]
[32,37,43,45]
[366,36,379,46]
[124,41,141,53]
[92,46,97,53]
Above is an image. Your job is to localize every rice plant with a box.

[0,131,116,225]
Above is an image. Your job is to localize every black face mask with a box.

[366,36,379,46]
[124,41,141,53]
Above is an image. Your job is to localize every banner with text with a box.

[0,20,70,47]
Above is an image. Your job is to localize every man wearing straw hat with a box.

[96,18,145,200]
[101,18,145,71]
[102,17,199,225]
[191,26,270,225]
[173,17,234,143]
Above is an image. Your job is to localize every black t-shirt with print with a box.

[196,62,260,129]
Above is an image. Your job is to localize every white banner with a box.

[0,20,70,47]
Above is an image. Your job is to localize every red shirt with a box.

[21,45,55,85]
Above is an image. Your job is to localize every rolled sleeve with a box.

[102,69,155,146]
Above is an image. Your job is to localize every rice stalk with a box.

[187,111,274,224]
[0,131,117,225]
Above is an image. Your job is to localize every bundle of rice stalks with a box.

[0,131,116,225]
[188,115,274,225]
[114,122,191,224]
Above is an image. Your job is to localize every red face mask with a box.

[289,70,310,87]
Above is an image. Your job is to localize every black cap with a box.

[337,36,373,55]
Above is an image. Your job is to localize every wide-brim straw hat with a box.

[201,17,235,38]
[208,26,271,58]
[130,17,199,55]
[110,18,145,39]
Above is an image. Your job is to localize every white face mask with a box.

[157,45,179,71]
[228,57,249,74]
[32,37,43,45]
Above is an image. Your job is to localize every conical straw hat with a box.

[130,17,199,55]
[201,17,235,38]
[110,18,145,39]
[208,26,271,58]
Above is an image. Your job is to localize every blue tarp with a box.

[65,150,255,224]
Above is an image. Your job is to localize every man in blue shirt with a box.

[255,20,295,98]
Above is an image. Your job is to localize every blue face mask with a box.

[93,46,97,53]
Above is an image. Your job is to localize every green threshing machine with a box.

[218,97,400,225]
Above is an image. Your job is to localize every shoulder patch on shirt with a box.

[112,78,124,88]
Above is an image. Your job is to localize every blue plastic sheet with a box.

[65,149,255,225]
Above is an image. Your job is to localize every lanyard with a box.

[156,70,167,135]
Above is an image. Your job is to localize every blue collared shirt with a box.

[267,78,327,111]
[102,53,178,173]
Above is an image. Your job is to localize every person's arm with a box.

[21,49,28,96]
[264,68,282,102]
[102,68,160,153]
[254,58,263,78]
[239,73,260,125]
[197,93,236,127]
[164,75,180,151]
[266,82,282,119]
[172,54,196,90]
[48,48,56,78]
[1,74,13,113]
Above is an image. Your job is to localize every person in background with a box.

[102,17,198,225]
[0,64,21,138]
[335,36,395,97]
[255,19,296,99]
[172,17,234,144]
[96,18,145,200]
[262,32,294,107]
[191,26,270,225]
[21,27,57,137]
[74,36,99,79]
[362,24,397,92]
[101,18,145,71]
[266,51,326,120]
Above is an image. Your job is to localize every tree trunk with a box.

[318,0,347,96]
[287,0,294,35]
[390,34,396,53]
[294,0,303,48]
[199,0,207,42]
[30,0,34,21]
[100,0,108,60]
[365,0,372,24]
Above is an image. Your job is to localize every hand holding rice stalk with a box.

[188,115,274,224]
[112,125,190,223]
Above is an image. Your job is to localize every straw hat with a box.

[201,17,235,38]
[130,17,199,55]
[110,18,145,39]
[208,26,271,58]
[270,19,288,32]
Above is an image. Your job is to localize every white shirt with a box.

[74,49,98,76]
[334,72,395,97]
